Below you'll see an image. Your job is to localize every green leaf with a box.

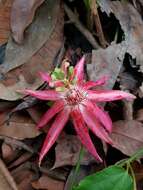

[73,166,133,190]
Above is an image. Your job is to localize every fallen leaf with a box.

[87,42,126,89]
[110,120,143,156]
[12,168,34,190]
[53,135,95,169]
[99,0,143,73]
[0,158,18,190]
[0,0,12,45]
[32,174,64,190]
[0,0,63,100]
[11,0,45,43]
[0,113,40,140]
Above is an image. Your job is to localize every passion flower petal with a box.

[87,90,136,102]
[82,76,108,90]
[83,100,112,132]
[71,109,102,162]
[39,108,70,165]
[39,72,52,83]
[73,56,85,82]
[37,100,65,128]
[80,105,113,144]
[20,89,61,100]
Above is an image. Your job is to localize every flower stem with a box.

[70,146,85,190]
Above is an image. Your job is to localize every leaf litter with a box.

[0,0,143,189]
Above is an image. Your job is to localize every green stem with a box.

[70,146,85,190]
[118,148,143,167]
[128,163,137,190]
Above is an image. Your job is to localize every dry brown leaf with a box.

[99,0,143,73]
[87,43,126,89]
[12,168,34,190]
[0,113,40,140]
[53,135,95,169]
[32,174,64,190]
[0,158,18,190]
[0,0,12,45]
[11,0,45,43]
[110,120,143,156]
[0,0,63,101]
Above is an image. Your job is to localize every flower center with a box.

[65,87,86,106]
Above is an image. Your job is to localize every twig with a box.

[0,158,18,190]
[122,99,134,120]
[64,4,100,49]
[91,0,107,48]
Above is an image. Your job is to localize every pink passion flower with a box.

[21,56,136,164]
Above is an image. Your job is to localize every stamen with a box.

[65,87,86,106]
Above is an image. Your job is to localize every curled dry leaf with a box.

[110,120,143,156]
[11,0,45,43]
[87,43,126,89]
[99,0,143,73]
[32,174,64,190]
[53,135,95,169]
[0,0,63,100]
[0,113,40,140]
[0,0,12,45]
